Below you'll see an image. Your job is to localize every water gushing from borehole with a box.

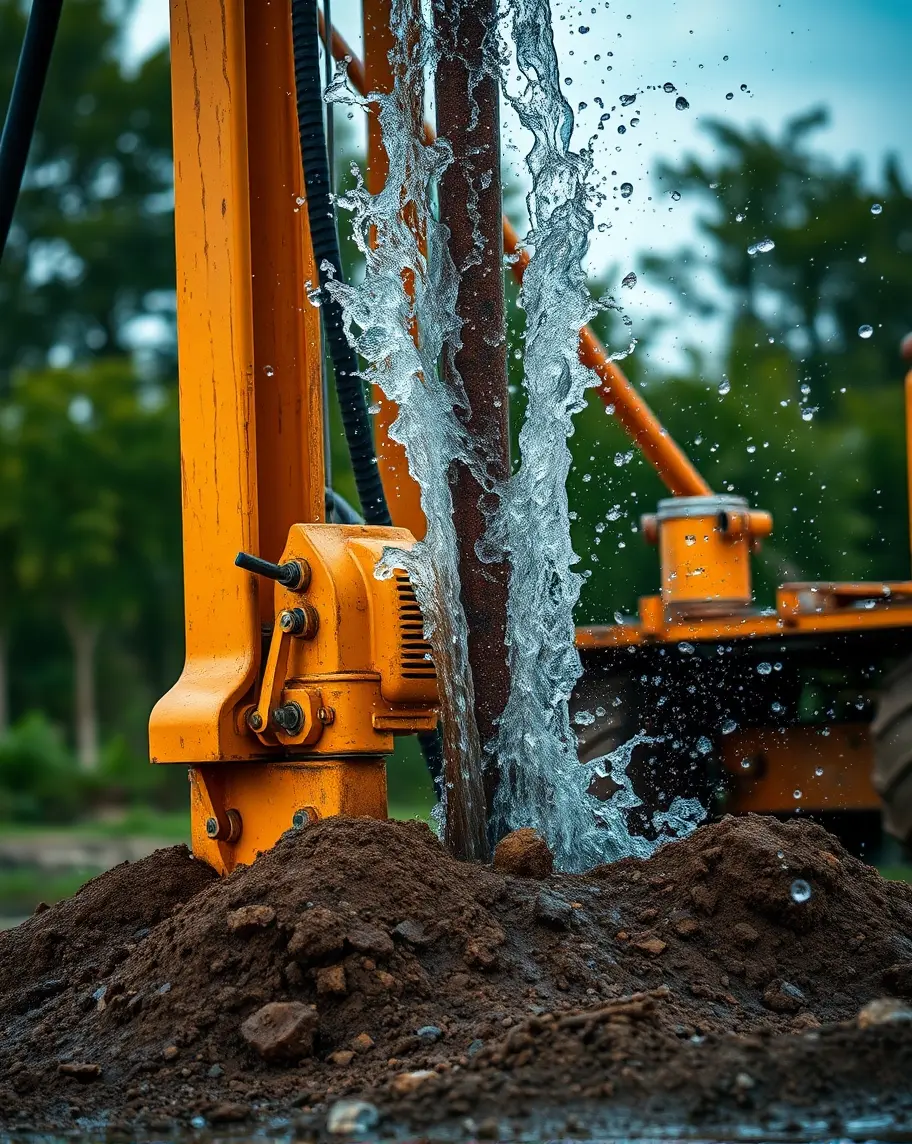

[325,0,704,867]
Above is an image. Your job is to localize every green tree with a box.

[1,360,180,769]
[0,0,175,383]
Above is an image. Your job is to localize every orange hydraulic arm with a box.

[324,15,711,526]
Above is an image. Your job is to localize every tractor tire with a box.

[872,653,912,849]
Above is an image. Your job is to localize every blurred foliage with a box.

[0,1,910,818]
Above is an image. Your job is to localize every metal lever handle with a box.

[235,551,308,589]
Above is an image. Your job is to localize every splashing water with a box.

[325,1,704,869]
[322,24,493,854]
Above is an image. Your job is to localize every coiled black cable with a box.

[290,0,390,527]
[0,0,64,264]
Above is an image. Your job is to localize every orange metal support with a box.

[150,0,325,764]
[324,23,711,502]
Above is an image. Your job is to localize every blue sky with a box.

[127,0,911,365]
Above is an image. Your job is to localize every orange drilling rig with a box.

[4,0,911,870]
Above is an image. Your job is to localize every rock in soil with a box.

[1,814,911,1136]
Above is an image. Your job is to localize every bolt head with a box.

[278,610,297,633]
[292,810,307,829]
[247,709,264,731]
[205,816,219,839]
[317,705,335,725]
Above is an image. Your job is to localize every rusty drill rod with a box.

[432,0,512,860]
[321,18,712,500]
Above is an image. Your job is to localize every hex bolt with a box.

[317,705,335,726]
[246,709,264,732]
[205,809,242,843]
[278,603,319,639]
[272,701,304,735]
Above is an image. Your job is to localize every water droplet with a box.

[573,709,596,726]
[814,766,823,777]
[679,642,695,655]
[740,84,748,92]
[620,182,634,198]
[718,377,731,396]
[858,254,867,263]
[723,54,729,61]
[757,662,772,675]
[858,324,874,339]
[793,789,802,800]
[747,237,775,256]
[617,124,626,134]
[620,93,636,106]
[367,401,381,415]
[684,534,696,546]
[696,736,712,755]
[564,77,573,86]
[263,365,275,377]
[790,878,812,903]
[579,24,590,33]
[740,758,752,770]
[675,96,690,111]
[663,82,676,93]
[671,191,682,202]
[721,718,737,735]
[622,271,637,289]
[725,92,734,100]
[871,203,883,216]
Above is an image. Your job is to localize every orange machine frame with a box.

[148,0,409,874]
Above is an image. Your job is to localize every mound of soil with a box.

[1,814,911,1137]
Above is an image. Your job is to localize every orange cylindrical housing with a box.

[650,496,764,615]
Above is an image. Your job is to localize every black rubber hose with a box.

[290,0,390,527]
[0,0,64,264]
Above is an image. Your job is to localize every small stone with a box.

[392,919,430,946]
[240,1001,318,1062]
[208,1102,249,1124]
[390,1070,435,1096]
[347,924,394,959]
[493,828,553,878]
[207,1063,224,1078]
[416,1025,442,1042]
[464,935,502,970]
[375,970,397,990]
[467,1038,484,1057]
[674,918,700,938]
[328,1050,356,1067]
[351,1033,375,1052]
[477,1116,501,1139]
[732,922,760,947]
[632,936,667,956]
[288,908,346,961]
[34,901,49,915]
[227,905,276,935]
[763,980,805,1014]
[316,964,348,996]
[57,1062,101,1083]
[326,1099,379,1135]
[734,1072,755,1090]
[858,997,912,1028]
[535,890,573,930]
[161,1045,179,1061]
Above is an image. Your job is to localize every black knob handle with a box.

[235,552,306,589]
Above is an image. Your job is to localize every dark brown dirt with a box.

[2,813,912,1138]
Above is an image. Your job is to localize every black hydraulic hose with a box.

[290,0,390,527]
[0,0,64,264]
